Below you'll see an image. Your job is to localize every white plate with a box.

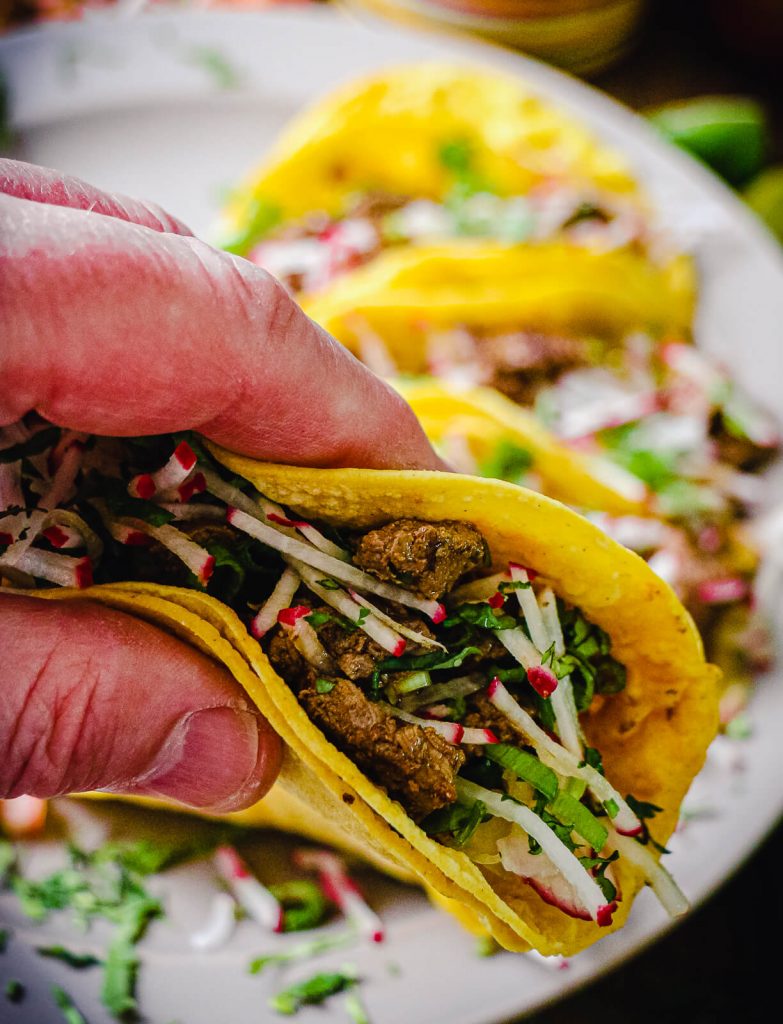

[2,9,783,1024]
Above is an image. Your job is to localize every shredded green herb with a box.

[5,979,24,1003]
[248,930,357,975]
[37,946,102,969]
[270,970,357,1015]
[267,881,328,933]
[421,799,487,847]
[51,985,88,1024]
[626,795,670,854]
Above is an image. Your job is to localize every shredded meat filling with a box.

[300,679,465,821]
[353,519,488,600]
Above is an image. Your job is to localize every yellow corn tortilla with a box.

[30,459,718,955]
[219,63,643,238]
[301,241,695,367]
[394,377,652,516]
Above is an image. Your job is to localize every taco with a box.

[216,62,684,290]
[1,422,718,956]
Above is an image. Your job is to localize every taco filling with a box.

[1,421,690,929]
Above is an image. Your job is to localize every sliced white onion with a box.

[228,507,444,622]
[457,779,608,923]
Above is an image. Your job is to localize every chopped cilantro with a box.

[443,603,517,631]
[100,477,175,527]
[205,543,246,602]
[371,645,481,688]
[579,850,619,903]
[603,798,619,818]
[37,946,101,968]
[581,747,605,776]
[438,137,474,176]
[51,986,87,1024]
[270,970,356,1015]
[305,610,333,628]
[557,604,626,708]
[248,930,357,975]
[3,837,231,1019]
[479,439,534,485]
[5,979,24,1003]
[626,795,670,854]
[267,881,328,932]
[315,578,341,590]
[421,799,487,847]
[315,678,336,694]
[498,579,532,595]
[220,197,281,256]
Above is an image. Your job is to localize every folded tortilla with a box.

[218,63,644,250]
[28,453,718,956]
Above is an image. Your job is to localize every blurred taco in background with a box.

[2,422,718,956]
[216,62,685,291]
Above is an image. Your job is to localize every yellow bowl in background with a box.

[345,0,648,76]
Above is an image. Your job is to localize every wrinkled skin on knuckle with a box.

[0,595,257,799]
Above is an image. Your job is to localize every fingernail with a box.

[119,706,280,813]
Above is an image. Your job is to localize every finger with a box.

[0,594,282,813]
[0,191,446,471]
[0,158,192,235]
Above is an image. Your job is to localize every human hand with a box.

[0,158,444,816]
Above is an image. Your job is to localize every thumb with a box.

[0,595,282,813]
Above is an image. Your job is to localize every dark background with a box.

[528,4,782,1021]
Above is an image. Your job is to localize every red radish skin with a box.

[42,525,70,548]
[393,638,407,657]
[527,665,558,698]
[614,822,644,838]
[596,902,618,927]
[277,606,311,627]
[129,474,156,500]
[173,441,197,472]
[177,472,206,503]
[267,513,311,529]
[431,603,447,624]
[488,591,505,609]
[197,555,215,587]
[487,676,501,699]
[75,558,93,589]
